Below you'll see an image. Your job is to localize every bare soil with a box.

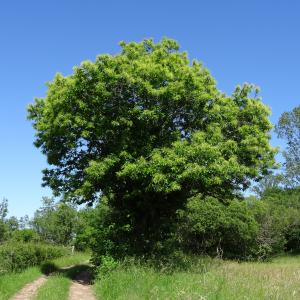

[10,276,47,300]
[68,270,96,300]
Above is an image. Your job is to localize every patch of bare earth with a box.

[10,276,47,300]
[69,270,96,300]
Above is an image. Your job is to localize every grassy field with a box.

[0,252,90,300]
[1,252,299,300]
[94,255,300,300]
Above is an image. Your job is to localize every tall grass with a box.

[94,255,300,299]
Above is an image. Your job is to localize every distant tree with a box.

[0,199,8,242]
[259,187,300,253]
[276,105,300,187]
[31,197,55,242]
[11,228,40,243]
[6,216,19,232]
[32,197,78,245]
[252,173,284,197]
[18,215,30,229]
[28,38,276,255]
[0,198,8,221]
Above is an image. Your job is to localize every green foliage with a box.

[0,198,8,221]
[243,187,300,260]
[252,173,284,197]
[260,187,300,253]
[28,38,276,258]
[276,105,300,187]
[5,217,19,233]
[249,198,286,259]
[11,229,40,243]
[0,242,68,274]
[32,197,78,245]
[0,199,8,242]
[178,195,259,259]
[74,207,96,251]
[96,255,119,278]
[0,199,33,243]
[88,200,132,261]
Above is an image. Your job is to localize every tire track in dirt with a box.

[10,276,47,300]
[68,269,96,300]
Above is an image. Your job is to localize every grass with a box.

[0,252,90,300]
[94,255,300,300]
[34,264,94,300]
[2,251,299,299]
[34,275,71,300]
[0,267,41,300]
[47,252,91,268]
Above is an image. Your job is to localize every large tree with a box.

[276,105,300,187]
[28,38,276,251]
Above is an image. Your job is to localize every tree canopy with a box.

[32,197,77,245]
[276,105,300,187]
[28,38,276,253]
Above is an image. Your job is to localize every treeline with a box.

[76,185,299,264]
[2,184,300,268]
[0,198,78,274]
[0,197,83,247]
[181,186,300,260]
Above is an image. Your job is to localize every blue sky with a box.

[0,0,299,217]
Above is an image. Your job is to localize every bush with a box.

[177,195,259,260]
[90,195,261,262]
[0,242,69,274]
[11,229,40,243]
[89,201,137,264]
[262,188,300,253]
[89,190,300,262]
[96,255,120,279]
[250,199,286,259]
[250,187,300,257]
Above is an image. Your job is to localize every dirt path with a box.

[10,276,47,300]
[68,269,96,300]
[9,264,95,300]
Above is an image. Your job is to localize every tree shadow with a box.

[40,262,59,275]
[40,263,95,285]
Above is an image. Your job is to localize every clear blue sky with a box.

[0,0,299,217]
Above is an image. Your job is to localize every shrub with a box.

[177,195,259,259]
[96,255,119,279]
[250,199,286,259]
[11,229,40,243]
[262,188,300,253]
[250,188,300,257]
[0,242,69,274]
